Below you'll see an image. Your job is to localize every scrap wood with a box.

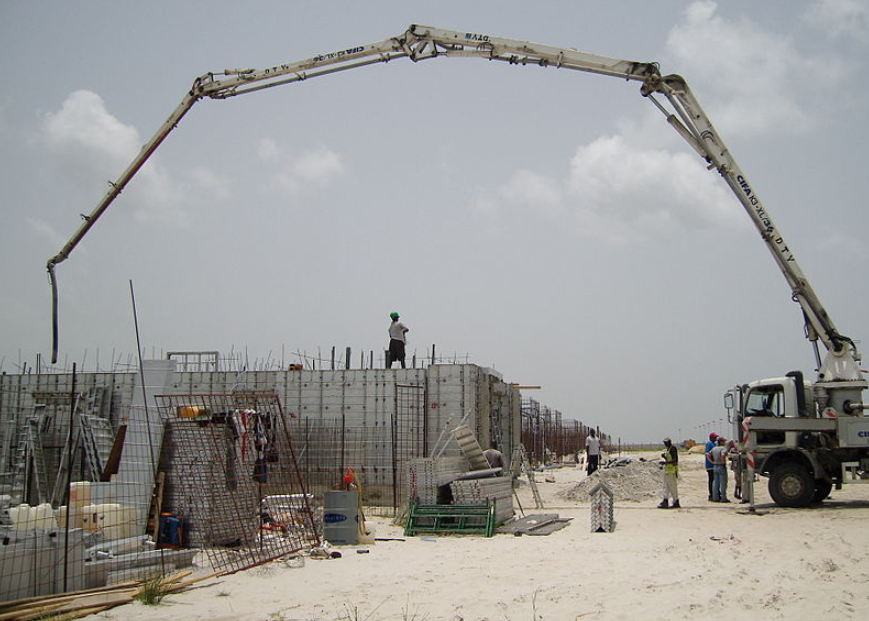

[0,602,66,621]
[0,589,137,621]
[13,593,135,621]
[0,570,217,621]
[154,569,194,588]
[21,603,118,621]
[162,569,224,593]
[0,580,139,613]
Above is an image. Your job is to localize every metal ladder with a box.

[80,415,114,480]
[452,425,490,471]
[50,394,82,505]
[513,445,544,509]
[51,425,80,506]
[9,405,48,504]
[27,418,49,504]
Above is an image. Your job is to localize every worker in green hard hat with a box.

[387,312,409,369]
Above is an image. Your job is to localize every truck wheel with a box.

[812,480,833,503]
[768,462,816,508]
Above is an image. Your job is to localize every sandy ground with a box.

[95,451,869,621]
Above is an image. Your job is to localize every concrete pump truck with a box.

[44,27,868,509]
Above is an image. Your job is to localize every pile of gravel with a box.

[560,459,664,503]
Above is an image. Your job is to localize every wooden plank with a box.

[100,423,127,481]
[0,581,139,613]
[146,471,166,536]
[52,592,134,614]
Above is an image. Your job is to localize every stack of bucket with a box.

[8,503,58,531]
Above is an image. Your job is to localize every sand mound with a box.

[560,459,663,503]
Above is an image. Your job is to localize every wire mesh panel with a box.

[288,420,393,506]
[154,392,319,574]
[392,384,427,509]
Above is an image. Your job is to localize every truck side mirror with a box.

[723,392,734,422]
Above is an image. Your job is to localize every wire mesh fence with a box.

[1,410,186,601]
[0,386,320,602]
[1,362,524,604]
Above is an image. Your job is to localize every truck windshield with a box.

[745,385,785,417]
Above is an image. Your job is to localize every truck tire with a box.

[812,480,833,504]
[768,462,815,508]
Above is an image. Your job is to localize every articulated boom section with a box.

[191,25,660,102]
[641,75,862,381]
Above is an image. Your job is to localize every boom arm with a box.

[638,74,862,383]
[46,24,862,382]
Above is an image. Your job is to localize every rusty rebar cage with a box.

[154,392,319,574]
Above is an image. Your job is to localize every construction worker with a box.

[585,429,601,475]
[483,442,504,469]
[658,437,680,509]
[387,311,409,368]
[704,432,718,501]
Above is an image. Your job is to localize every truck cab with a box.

[727,372,869,508]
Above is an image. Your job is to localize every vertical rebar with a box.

[62,362,76,593]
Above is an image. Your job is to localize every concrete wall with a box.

[1,363,521,508]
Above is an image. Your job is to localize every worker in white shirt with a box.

[585,429,601,475]
[387,311,409,368]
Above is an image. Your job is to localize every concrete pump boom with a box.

[46,24,862,388]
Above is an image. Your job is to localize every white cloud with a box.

[38,90,228,227]
[257,138,345,196]
[804,0,869,42]
[472,2,853,246]
[498,170,562,216]
[40,90,140,189]
[567,135,737,238]
[472,135,739,245]
[256,137,280,163]
[27,217,67,250]
[665,1,844,136]
[293,147,344,186]
[816,223,869,254]
[188,166,231,203]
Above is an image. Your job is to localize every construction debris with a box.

[496,514,572,536]
[0,570,216,621]
[450,477,513,525]
[561,458,663,503]
[588,480,616,532]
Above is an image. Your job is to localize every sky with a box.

[1,0,868,443]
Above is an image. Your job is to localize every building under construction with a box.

[0,354,597,602]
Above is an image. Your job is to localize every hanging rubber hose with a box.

[48,265,59,364]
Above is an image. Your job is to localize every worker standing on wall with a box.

[387,311,409,369]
